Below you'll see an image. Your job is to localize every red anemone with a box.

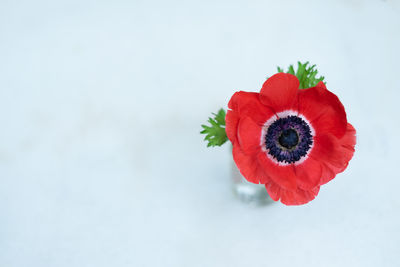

[226,73,356,205]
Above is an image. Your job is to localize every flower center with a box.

[278,128,299,149]
[264,115,313,164]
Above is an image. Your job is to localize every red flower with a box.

[226,73,356,205]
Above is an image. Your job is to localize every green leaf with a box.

[288,65,296,75]
[200,108,228,147]
[214,108,226,126]
[277,61,325,89]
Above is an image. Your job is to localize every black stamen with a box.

[264,115,313,164]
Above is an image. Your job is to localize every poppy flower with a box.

[226,73,356,205]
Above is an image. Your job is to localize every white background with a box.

[1,0,400,266]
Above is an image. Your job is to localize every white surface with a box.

[1,0,400,266]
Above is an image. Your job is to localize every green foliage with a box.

[277,61,325,89]
[200,109,228,147]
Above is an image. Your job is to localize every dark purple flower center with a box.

[278,128,299,149]
[265,115,313,164]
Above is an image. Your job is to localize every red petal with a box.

[232,145,270,184]
[228,91,275,126]
[340,123,357,150]
[311,134,344,168]
[237,116,262,155]
[310,125,356,185]
[293,156,322,190]
[318,123,356,184]
[256,152,297,191]
[320,162,337,185]
[264,181,282,201]
[298,83,347,138]
[225,110,239,144]
[228,91,258,110]
[316,81,327,89]
[260,73,299,112]
[265,180,320,206]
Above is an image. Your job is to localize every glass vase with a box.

[231,161,274,205]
